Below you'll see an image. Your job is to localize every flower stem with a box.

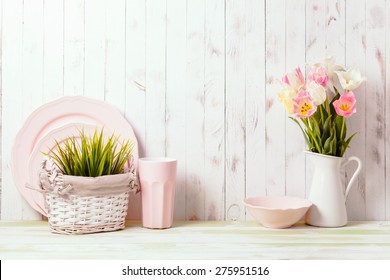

[302,118,322,153]
[319,104,324,126]
[340,117,345,141]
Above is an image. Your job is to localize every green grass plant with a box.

[46,128,134,177]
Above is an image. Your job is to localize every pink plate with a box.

[11,96,139,217]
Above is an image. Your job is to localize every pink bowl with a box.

[244,196,312,229]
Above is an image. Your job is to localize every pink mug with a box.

[138,157,177,229]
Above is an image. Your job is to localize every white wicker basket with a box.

[38,158,138,235]
[45,191,130,234]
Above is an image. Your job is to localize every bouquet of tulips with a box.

[278,57,365,157]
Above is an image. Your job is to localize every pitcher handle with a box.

[342,156,362,199]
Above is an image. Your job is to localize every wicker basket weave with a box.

[45,191,130,234]
[38,158,138,235]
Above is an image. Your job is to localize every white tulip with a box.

[320,56,345,78]
[306,81,327,105]
[335,68,365,91]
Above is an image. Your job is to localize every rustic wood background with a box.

[1,0,389,221]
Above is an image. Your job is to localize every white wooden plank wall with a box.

[125,0,145,220]
[0,0,2,208]
[365,0,386,220]
[225,0,246,220]
[43,0,64,102]
[345,0,366,220]
[185,0,205,221]
[204,0,225,221]
[84,0,105,100]
[166,0,187,220]
[1,0,390,221]
[386,0,390,221]
[2,0,41,220]
[64,0,84,97]
[245,0,266,203]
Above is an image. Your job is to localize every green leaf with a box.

[310,116,321,139]
[321,115,332,144]
[289,117,311,146]
[331,132,337,156]
[329,90,340,117]
[345,132,358,145]
[323,136,331,154]
[313,110,322,132]
[46,127,134,177]
[335,116,346,142]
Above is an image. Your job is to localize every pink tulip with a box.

[293,90,317,118]
[282,75,290,85]
[282,67,305,90]
[333,91,357,118]
[309,66,328,87]
[295,67,305,84]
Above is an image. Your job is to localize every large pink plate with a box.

[11,96,139,217]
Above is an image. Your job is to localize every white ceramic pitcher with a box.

[305,151,362,227]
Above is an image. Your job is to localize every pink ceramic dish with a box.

[244,196,312,229]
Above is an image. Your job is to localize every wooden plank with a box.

[166,0,187,220]
[305,0,326,63]
[225,0,246,221]
[386,0,390,220]
[1,0,43,220]
[185,0,205,221]
[0,0,2,216]
[43,0,64,102]
[2,221,390,259]
[325,0,346,61]
[19,0,45,215]
[145,0,166,157]
[265,0,285,196]
[284,0,306,198]
[345,0,366,220]
[104,0,126,113]
[84,0,105,100]
[365,0,386,220]
[63,0,84,96]
[125,0,146,157]
[1,0,33,219]
[22,0,44,119]
[18,0,44,219]
[125,0,146,220]
[204,0,225,221]
[245,0,266,220]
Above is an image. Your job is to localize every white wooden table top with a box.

[1,221,390,260]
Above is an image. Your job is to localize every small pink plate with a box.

[244,196,312,229]
[11,96,138,217]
